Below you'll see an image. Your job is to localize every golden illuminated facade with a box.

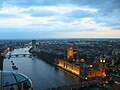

[56,59,106,79]
[86,58,106,78]
[57,60,80,75]
[67,47,74,59]
[56,47,106,79]
[87,70,106,78]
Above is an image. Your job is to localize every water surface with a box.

[3,47,79,89]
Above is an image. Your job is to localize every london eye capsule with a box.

[0,71,33,90]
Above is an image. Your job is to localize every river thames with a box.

[3,47,80,90]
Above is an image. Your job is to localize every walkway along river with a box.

[3,47,80,90]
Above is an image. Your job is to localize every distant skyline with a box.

[0,0,120,39]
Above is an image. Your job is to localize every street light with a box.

[81,58,85,62]
[89,65,93,68]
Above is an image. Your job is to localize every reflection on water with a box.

[55,66,80,81]
[3,47,79,90]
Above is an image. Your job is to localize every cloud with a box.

[0,0,65,7]
[64,10,94,19]
[94,8,120,30]
[0,13,18,18]
[0,0,120,39]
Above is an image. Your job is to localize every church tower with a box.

[67,47,74,59]
[99,58,106,72]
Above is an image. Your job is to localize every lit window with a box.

[89,65,93,67]
[103,59,105,63]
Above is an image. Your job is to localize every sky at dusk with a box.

[0,0,120,39]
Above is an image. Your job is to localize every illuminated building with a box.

[99,58,106,72]
[87,70,106,78]
[56,58,106,79]
[57,60,80,75]
[56,47,106,79]
[67,47,74,59]
[1,47,10,56]
[85,57,106,78]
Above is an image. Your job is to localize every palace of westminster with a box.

[56,47,106,79]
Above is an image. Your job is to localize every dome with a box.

[0,71,33,90]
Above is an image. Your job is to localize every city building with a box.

[32,40,36,48]
[67,47,74,59]
[56,47,106,79]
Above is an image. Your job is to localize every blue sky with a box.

[0,0,120,39]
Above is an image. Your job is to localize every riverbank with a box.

[29,47,64,65]
[0,47,9,70]
[0,56,4,70]
[1,47,10,56]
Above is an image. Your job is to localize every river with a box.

[3,47,80,90]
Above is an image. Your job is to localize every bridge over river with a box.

[5,53,32,58]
